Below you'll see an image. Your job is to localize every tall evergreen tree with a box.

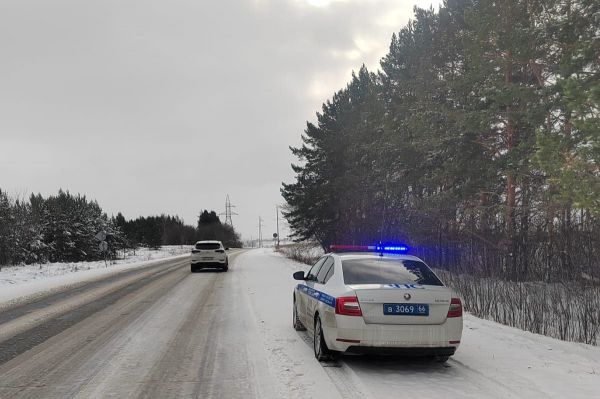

[282,0,600,281]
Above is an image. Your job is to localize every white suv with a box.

[191,240,229,272]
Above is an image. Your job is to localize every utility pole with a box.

[258,216,263,248]
[276,205,280,247]
[219,194,238,227]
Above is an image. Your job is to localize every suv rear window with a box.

[341,258,443,286]
[195,243,221,250]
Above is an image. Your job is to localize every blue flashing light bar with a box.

[330,243,410,254]
[376,244,409,253]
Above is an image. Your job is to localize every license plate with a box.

[383,303,429,316]
[202,257,213,260]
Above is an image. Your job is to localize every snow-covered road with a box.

[0,249,598,398]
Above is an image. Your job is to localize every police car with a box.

[292,244,463,362]
[190,240,229,272]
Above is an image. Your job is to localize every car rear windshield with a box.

[195,243,221,250]
[341,258,443,286]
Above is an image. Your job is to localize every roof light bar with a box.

[329,245,370,252]
[330,244,410,254]
[376,244,409,253]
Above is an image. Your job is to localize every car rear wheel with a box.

[293,299,306,331]
[313,316,332,361]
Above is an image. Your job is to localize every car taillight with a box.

[215,249,225,253]
[447,297,462,318]
[336,296,362,316]
[192,249,200,254]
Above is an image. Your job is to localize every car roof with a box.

[331,252,424,262]
[195,240,222,244]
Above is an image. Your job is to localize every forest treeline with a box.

[282,0,599,282]
[113,210,242,250]
[0,189,241,266]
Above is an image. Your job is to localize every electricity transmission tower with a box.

[219,195,238,227]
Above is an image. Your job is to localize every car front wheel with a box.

[293,299,306,331]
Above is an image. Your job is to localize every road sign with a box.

[95,231,107,241]
[99,241,108,252]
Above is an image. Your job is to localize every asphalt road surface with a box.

[0,250,281,399]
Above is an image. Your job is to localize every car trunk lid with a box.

[350,284,451,325]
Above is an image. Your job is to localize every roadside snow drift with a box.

[0,246,190,306]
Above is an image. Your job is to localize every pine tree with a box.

[282,0,599,281]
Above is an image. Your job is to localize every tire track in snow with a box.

[295,331,373,399]
[447,358,542,398]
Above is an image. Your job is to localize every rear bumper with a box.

[345,346,456,357]
[325,315,463,353]
[191,257,227,265]
[191,259,227,269]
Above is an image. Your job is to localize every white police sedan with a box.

[292,245,463,362]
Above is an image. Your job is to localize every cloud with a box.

[0,0,441,239]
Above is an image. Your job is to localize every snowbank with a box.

[0,246,190,306]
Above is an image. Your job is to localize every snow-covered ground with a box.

[1,247,599,398]
[241,248,600,398]
[0,246,190,306]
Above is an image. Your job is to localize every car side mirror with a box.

[293,271,305,281]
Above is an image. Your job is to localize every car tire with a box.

[190,265,195,273]
[222,266,228,272]
[313,315,332,361]
[293,299,306,331]
[435,355,450,363]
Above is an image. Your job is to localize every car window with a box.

[316,257,334,284]
[341,258,443,286]
[195,243,221,250]
[306,257,326,280]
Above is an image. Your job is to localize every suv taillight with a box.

[447,297,463,318]
[336,296,362,316]
[215,249,225,253]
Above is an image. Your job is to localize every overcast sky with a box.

[0,0,442,241]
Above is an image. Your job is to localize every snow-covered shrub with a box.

[438,270,600,346]
[276,242,323,265]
